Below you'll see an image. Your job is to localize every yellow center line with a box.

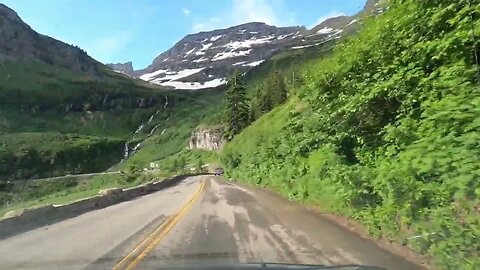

[112,179,206,270]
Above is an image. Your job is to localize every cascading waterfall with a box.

[122,142,130,162]
[148,124,161,137]
[121,95,170,162]
[133,124,144,136]
[163,96,168,108]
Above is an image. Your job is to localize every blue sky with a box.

[2,0,366,70]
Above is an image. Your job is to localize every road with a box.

[0,176,423,270]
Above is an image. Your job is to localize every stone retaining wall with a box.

[0,173,209,240]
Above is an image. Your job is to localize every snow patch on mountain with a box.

[348,19,359,26]
[210,35,223,42]
[140,69,168,81]
[149,68,204,83]
[195,43,213,56]
[223,36,275,50]
[243,60,264,67]
[316,27,334,34]
[212,49,252,61]
[160,78,226,90]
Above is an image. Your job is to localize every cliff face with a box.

[188,127,225,151]
[106,62,134,75]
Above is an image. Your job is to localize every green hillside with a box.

[0,58,225,180]
[222,0,480,269]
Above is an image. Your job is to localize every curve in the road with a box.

[113,179,206,270]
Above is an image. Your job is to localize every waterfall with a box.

[148,124,161,137]
[120,95,170,163]
[147,111,159,124]
[133,124,144,136]
[161,128,166,135]
[132,143,141,155]
[123,142,130,160]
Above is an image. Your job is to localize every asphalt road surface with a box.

[0,176,423,270]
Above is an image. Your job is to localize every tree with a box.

[258,81,274,114]
[224,71,250,140]
[249,85,263,122]
[271,71,287,105]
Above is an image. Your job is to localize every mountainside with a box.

[134,22,316,90]
[108,0,379,90]
[222,0,480,268]
[0,4,102,75]
[0,3,223,181]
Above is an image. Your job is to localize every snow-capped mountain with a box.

[126,22,344,90]
[108,0,380,90]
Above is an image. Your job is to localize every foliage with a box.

[224,72,250,140]
[222,0,480,268]
[249,71,288,122]
[0,132,124,180]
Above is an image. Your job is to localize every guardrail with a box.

[8,171,122,184]
[0,173,211,240]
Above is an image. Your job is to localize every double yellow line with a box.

[113,179,206,270]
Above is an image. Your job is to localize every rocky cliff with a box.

[106,62,134,76]
[188,127,225,151]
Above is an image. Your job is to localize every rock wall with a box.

[188,126,225,151]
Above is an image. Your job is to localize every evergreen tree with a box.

[224,71,250,140]
[258,81,273,115]
[271,71,287,105]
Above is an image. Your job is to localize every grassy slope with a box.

[222,0,480,269]
[0,59,226,180]
[122,88,225,166]
[0,59,226,213]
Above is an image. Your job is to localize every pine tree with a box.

[224,71,250,140]
[258,81,273,115]
[249,85,264,122]
[272,71,287,105]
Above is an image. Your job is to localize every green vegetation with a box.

[0,57,226,180]
[249,71,288,122]
[0,132,124,180]
[119,88,225,169]
[224,72,250,140]
[222,0,480,268]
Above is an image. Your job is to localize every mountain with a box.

[130,22,346,90]
[0,4,102,75]
[109,0,379,91]
[0,3,222,181]
[132,23,307,90]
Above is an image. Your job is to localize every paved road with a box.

[0,176,423,270]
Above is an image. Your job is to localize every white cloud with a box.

[232,0,279,25]
[311,11,345,28]
[182,8,191,16]
[191,0,295,33]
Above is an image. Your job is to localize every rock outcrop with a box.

[106,62,134,76]
[188,127,225,151]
